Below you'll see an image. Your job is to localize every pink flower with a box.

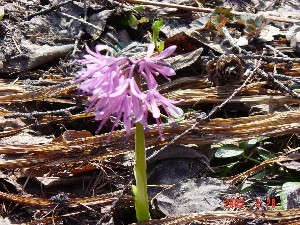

[75,43,182,139]
[138,44,177,89]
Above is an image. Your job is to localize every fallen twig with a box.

[20,0,104,32]
[201,55,300,63]
[4,106,78,119]
[121,0,300,23]
[134,209,300,225]
[26,0,74,19]
[257,68,300,99]
[71,0,88,56]
[224,154,300,184]
[264,44,289,58]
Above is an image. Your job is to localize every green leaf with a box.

[127,13,139,29]
[252,170,266,179]
[280,182,300,209]
[240,180,253,193]
[258,149,276,160]
[244,15,265,27]
[212,7,234,20]
[138,17,149,24]
[218,162,238,177]
[239,137,268,150]
[152,19,163,52]
[157,41,164,53]
[254,15,265,27]
[132,5,146,11]
[121,12,139,29]
[215,144,244,158]
[0,6,4,20]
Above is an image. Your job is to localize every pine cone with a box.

[206,55,244,86]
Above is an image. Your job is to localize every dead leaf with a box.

[85,10,115,39]
[1,41,74,73]
[153,178,237,216]
[259,25,281,42]
[164,47,203,71]
[52,130,93,143]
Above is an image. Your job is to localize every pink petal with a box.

[151,45,176,60]
[146,44,155,58]
[84,43,101,58]
[143,67,159,89]
[148,91,160,118]
[146,62,176,76]
[155,118,165,141]
[109,79,129,97]
[129,79,146,100]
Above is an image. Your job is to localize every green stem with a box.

[160,113,169,120]
[242,152,261,164]
[133,122,151,221]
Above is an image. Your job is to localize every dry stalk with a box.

[121,0,300,23]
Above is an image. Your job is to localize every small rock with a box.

[153,178,238,216]
[290,32,300,54]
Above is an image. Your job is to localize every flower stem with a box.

[133,122,151,221]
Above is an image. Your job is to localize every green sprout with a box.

[152,18,164,53]
[0,6,4,20]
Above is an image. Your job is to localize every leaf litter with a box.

[1,0,300,224]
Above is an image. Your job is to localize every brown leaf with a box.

[52,130,93,143]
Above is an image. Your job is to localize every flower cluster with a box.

[75,44,182,139]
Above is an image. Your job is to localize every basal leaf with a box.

[215,145,244,158]
[239,137,268,150]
